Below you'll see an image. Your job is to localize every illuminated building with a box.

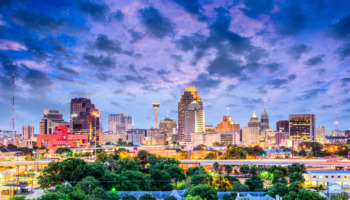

[108,112,132,134]
[22,126,34,140]
[205,125,216,133]
[37,125,88,151]
[217,116,240,133]
[248,111,260,128]
[316,126,326,143]
[70,97,100,141]
[261,129,275,143]
[242,127,259,145]
[260,108,269,132]
[152,102,160,129]
[184,101,205,143]
[39,109,70,135]
[159,117,177,143]
[178,86,203,141]
[276,120,289,133]
[330,130,345,137]
[275,132,289,146]
[289,114,316,142]
[192,132,240,146]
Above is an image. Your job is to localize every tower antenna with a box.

[226,107,230,116]
[10,74,15,133]
[335,100,339,130]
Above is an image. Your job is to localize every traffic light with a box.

[262,153,266,157]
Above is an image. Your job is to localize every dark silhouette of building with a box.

[260,108,269,131]
[178,87,203,142]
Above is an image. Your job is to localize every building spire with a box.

[226,107,230,116]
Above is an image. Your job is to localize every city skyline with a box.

[0,0,350,134]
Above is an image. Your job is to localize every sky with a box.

[0,0,350,135]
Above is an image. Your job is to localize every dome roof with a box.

[251,110,258,118]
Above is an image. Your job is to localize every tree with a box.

[289,172,305,184]
[298,149,307,157]
[249,165,258,175]
[136,150,149,167]
[139,194,156,200]
[117,170,150,191]
[244,146,265,157]
[165,164,186,186]
[205,152,219,159]
[311,142,323,157]
[212,175,232,191]
[265,183,289,198]
[230,181,249,191]
[222,193,237,200]
[245,176,264,191]
[287,163,306,174]
[75,176,100,194]
[92,187,109,200]
[225,146,247,159]
[121,194,137,200]
[55,147,72,156]
[184,195,203,200]
[240,165,250,174]
[225,165,233,175]
[258,170,273,182]
[164,196,177,200]
[96,152,108,163]
[213,162,220,172]
[268,165,288,176]
[272,170,288,185]
[186,185,218,200]
[150,169,172,191]
[186,166,207,176]
[116,158,141,173]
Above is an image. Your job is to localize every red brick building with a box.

[37,126,89,151]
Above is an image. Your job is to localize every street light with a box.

[92,111,100,159]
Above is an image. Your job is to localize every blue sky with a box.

[0,0,350,134]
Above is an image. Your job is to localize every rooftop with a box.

[309,171,350,174]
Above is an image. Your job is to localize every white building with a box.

[108,112,132,134]
[316,126,326,143]
[303,171,350,187]
[242,127,259,145]
[184,101,204,143]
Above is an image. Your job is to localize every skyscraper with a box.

[22,126,34,140]
[70,97,100,141]
[242,127,259,145]
[184,101,205,143]
[248,111,260,128]
[159,116,177,143]
[289,114,316,142]
[178,87,203,141]
[108,112,132,134]
[39,109,70,135]
[316,126,325,143]
[260,108,269,131]
[217,116,240,133]
[276,120,289,133]
[152,102,160,129]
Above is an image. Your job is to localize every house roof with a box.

[309,171,350,174]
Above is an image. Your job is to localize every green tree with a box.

[268,165,288,176]
[150,169,172,191]
[298,149,307,157]
[244,146,265,157]
[287,163,306,174]
[250,165,258,175]
[186,185,218,200]
[139,194,156,200]
[96,152,108,163]
[184,195,203,200]
[116,158,141,173]
[245,176,264,191]
[258,170,273,182]
[289,172,305,184]
[265,183,289,198]
[222,193,237,200]
[240,165,250,174]
[225,165,233,175]
[272,170,288,185]
[213,162,220,172]
[121,194,137,200]
[186,166,207,176]
[55,147,72,156]
[117,170,149,191]
[205,152,219,159]
[92,187,109,200]
[164,196,177,200]
[165,164,186,186]
[230,181,249,191]
[225,146,247,159]
[75,176,100,194]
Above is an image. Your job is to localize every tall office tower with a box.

[108,112,132,133]
[260,108,269,131]
[178,86,203,141]
[316,126,326,143]
[22,126,34,140]
[39,109,70,135]
[289,114,316,142]
[217,116,240,133]
[276,120,289,133]
[184,101,205,143]
[248,111,261,128]
[159,117,177,142]
[152,102,160,129]
[242,127,259,145]
[70,97,100,141]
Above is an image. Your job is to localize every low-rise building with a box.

[303,171,350,187]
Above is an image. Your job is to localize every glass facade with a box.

[289,114,315,142]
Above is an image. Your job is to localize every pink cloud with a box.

[0,40,27,51]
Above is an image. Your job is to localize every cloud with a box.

[110,10,124,22]
[114,89,124,95]
[78,0,109,21]
[24,38,48,61]
[226,84,236,91]
[297,88,327,100]
[129,64,137,73]
[128,29,145,43]
[335,43,350,60]
[266,74,296,89]
[264,63,281,73]
[206,51,244,78]
[91,34,132,55]
[142,67,153,72]
[240,0,273,18]
[83,54,116,70]
[138,7,175,39]
[320,105,332,110]
[95,73,113,81]
[343,98,350,104]
[157,69,169,76]
[115,75,147,83]
[328,15,350,40]
[341,78,350,87]
[0,40,27,51]
[240,97,263,109]
[189,73,221,90]
[287,44,312,60]
[56,63,80,76]
[304,55,325,67]
[172,0,207,21]
[314,68,326,76]
[11,9,64,31]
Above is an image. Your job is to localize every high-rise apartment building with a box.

[217,116,240,133]
[39,109,70,135]
[70,97,100,141]
[316,126,325,143]
[260,108,269,131]
[22,126,34,140]
[159,117,177,143]
[178,86,203,141]
[108,112,132,134]
[276,120,289,133]
[242,127,259,145]
[248,111,260,128]
[289,114,316,142]
[184,101,204,143]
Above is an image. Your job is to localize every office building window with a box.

[331,176,334,178]
[313,176,316,178]
[326,176,328,178]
